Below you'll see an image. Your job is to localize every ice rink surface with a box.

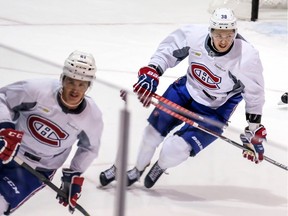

[0,0,287,215]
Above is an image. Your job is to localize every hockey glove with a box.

[133,66,160,107]
[57,168,84,214]
[240,124,266,164]
[0,128,23,164]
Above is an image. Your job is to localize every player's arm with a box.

[0,80,37,121]
[57,108,103,213]
[71,109,103,172]
[0,83,28,164]
[133,26,191,107]
[148,26,191,72]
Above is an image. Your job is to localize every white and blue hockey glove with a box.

[0,125,23,164]
[240,124,267,164]
[133,66,160,107]
[57,168,84,214]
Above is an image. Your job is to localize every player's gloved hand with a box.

[0,127,24,164]
[57,168,84,214]
[133,66,160,107]
[240,124,267,164]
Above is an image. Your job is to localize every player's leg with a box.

[100,76,191,187]
[144,93,243,188]
[99,123,166,187]
[0,161,54,214]
[144,135,192,188]
[127,76,193,186]
[143,123,218,189]
[126,124,164,186]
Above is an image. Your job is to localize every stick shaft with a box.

[13,156,91,216]
[152,93,226,128]
[150,99,288,171]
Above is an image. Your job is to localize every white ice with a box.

[0,0,287,216]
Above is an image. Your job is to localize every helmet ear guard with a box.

[61,50,96,84]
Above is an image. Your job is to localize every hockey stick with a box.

[150,97,288,171]
[152,93,226,129]
[13,156,91,216]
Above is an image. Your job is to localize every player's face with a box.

[61,77,90,108]
[211,29,235,52]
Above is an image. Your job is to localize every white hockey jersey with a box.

[149,24,265,115]
[0,78,103,173]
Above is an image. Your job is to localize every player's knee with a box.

[158,135,192,169]
[141,124,164,149]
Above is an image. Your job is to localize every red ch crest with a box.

[27,115,68,147]
[190,63,221,89]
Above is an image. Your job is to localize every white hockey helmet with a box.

[62,50,96,82]
[209,8,237,30]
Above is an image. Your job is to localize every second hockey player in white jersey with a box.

[99,8,267,188]
[0,50,103,214]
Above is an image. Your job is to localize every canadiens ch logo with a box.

[27,115,68,147]
[190,62,221,89]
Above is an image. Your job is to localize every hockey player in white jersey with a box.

[99,8,267,188]
[0,50,103,214]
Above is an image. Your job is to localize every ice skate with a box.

[99,165,116,186]
[127,167,145,186]
[144,161,166,188]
